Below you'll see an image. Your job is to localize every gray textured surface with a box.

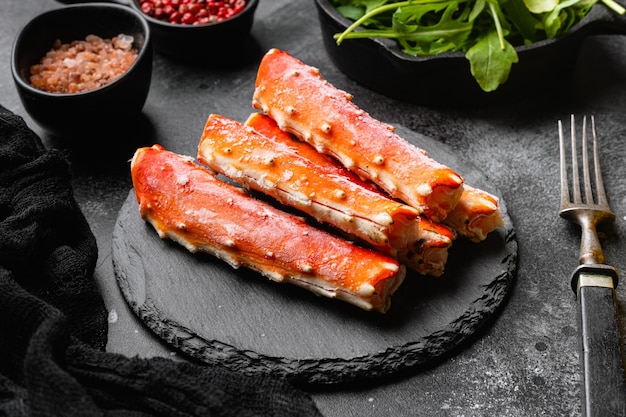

[2,1,626,416]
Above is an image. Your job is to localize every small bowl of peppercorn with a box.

[132,0,259,60]
[11,2,153,139]
[57,0,260,60]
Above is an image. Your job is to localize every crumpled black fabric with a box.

[0,105,323,417]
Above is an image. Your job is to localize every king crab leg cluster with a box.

[198,112,453,276]
[129,48,504,313]
[251,48,503,243]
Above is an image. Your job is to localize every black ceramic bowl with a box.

[130,0,259,59]
[57,0,259,60]
[314,0,626,106]
[11,3,153,138]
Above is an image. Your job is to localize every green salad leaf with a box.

[331,0,624,91]
[467,28,518,91]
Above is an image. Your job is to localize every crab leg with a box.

[252,48,464,222]
[197,112,453,277]
[444,185,504,243]
[198,113,420,256]
[130,144,405,313]
[243,112,454,276]
[404,218,454,277]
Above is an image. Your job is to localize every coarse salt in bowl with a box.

[11,3,153,138]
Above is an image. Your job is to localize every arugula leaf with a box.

[394,3,476,54]
[524,0,559,14]
[466,30,519,91]
[542,0,590,37]
[330,0,622,92]
[501,0,539,42]
[336,5,368,20]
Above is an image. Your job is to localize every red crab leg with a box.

[130,144,405,313]
[404,218,454,277]
[197,112,420,257]
[444,185,504,243]
[252,48,464,222]
[240,112,453,277]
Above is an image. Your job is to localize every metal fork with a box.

[558,114,626,417]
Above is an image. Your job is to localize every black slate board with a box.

[112,126,518,387]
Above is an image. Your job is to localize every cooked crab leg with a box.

[404,218,454,277]
[252,48,464,222]
[240,112,453,277]
[444,185,504,243]
[197,112,421,257]
[131,144,405,313]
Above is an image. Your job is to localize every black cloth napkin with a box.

[0,105,323,417]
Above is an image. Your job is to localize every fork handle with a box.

[572,264,626,417]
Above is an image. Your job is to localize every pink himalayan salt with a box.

[29,34,138,94]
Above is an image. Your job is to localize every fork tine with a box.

[582,116,593,205]
[591,116,610,207]
[558,119,570,208]
[559,114,611,210]
[570,115,582,204]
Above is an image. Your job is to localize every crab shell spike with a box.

[131,144,405,313]
[333,189,346,199]
[416,183,433,197]
[358,283,376,297]
[372,212,394,227]
[252,48,464,222]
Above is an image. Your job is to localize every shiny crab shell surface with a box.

[242,112,453,277]
[131,144,406,313]
[252,48,465,222]
[198,112,421,256]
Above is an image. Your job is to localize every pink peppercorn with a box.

[138,0,247,25]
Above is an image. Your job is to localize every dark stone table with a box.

[2,1,625,415]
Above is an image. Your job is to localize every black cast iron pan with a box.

[314,0,626,106]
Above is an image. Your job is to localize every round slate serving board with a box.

[112,126,518,387]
